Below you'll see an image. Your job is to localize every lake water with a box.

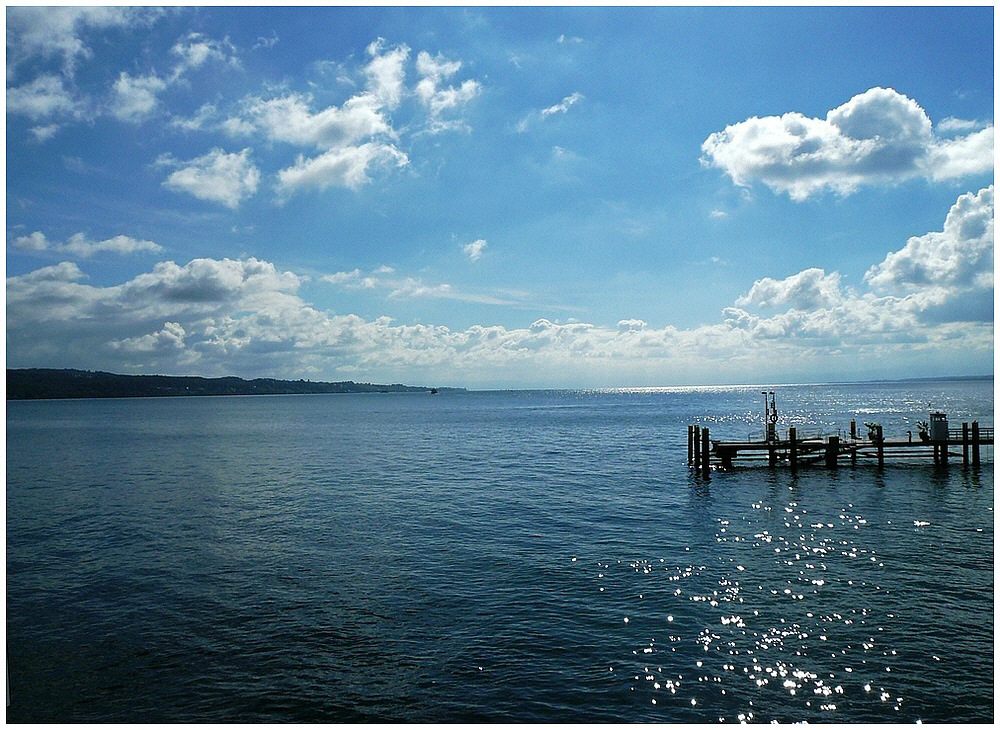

[6,379,994,722]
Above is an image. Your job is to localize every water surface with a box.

[6,380,993,721]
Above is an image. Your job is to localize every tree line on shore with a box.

[6,368,458,399]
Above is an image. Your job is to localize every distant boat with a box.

[430,388,439,394]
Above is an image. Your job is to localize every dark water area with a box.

[6,380,994,722]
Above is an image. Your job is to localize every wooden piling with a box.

[850,420,856,440]
[688,425,694,465]
[701,427,710,476]
[825,435,839,467]
[693,426,701,470]
[972,421,980,466]
[963,422,969,465]
[876,425,884,468]
[789,427,798,472]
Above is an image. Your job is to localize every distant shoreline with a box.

[6,368,462,400]
[6,368,991,400]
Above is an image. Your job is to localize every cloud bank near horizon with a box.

[7,186,992,387]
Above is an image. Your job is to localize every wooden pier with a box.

[687,419,993,473]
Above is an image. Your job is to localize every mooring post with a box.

[876,425,884,468]
[701,427,711,476]
[789,426,798,472]
[972,421,980,467]
[688,425,694,465]
[962,422,970,465]
[850,420,856,440]
[693,426,701,470]
[825,435,839,468]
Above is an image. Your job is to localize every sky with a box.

[5,5,995,389]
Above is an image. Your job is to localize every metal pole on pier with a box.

[963,422,970,465]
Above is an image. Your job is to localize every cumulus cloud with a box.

[276,143,407,195]
[415,50,481,132]
[702,87,994,200]
[864,185,993,294]
[110,321,186,353]
[6,6,157,77]
[110,72,167,122]
[169,32,239,78]
[730,187,993,344]
[736,268,845,310]
[228,41,443,194]
[225,40,478,195]
[7,11,236,130]
[12,231,163,257]
[159,148,261,207]
[6,75,81,120]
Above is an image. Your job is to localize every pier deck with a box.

[688,421,992,472]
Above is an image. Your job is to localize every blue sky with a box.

[6,6,994,388]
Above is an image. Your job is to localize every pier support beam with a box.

[789,427,798,473]
[688,425,694,465]
[701,427,710,476]
[963,423,969,465]
[876,426,884,468]
[972,421,980,467]
[693,426,701,470]
[825,436,839,468]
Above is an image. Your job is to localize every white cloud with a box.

[732,187,994,340]
[160,148,261,207]
[364,39,409,109]
[415,50,481,132]
[229,41,440,194]
[322,265,512,305]
[702,87,994,200]
[518,92,585,132]
[276,143,408,195]
[6,7,157,77]
[110,71,168,122]
[6,74,81,120]
[864,185,993,294]
[12,231,163,257]
[110,322,186,353]
[736,268,845,310]
[541,92,584,118]
[238,92,394,149]
[169,32,239,78]
[463,239,488,261]
[937,117,986,134]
